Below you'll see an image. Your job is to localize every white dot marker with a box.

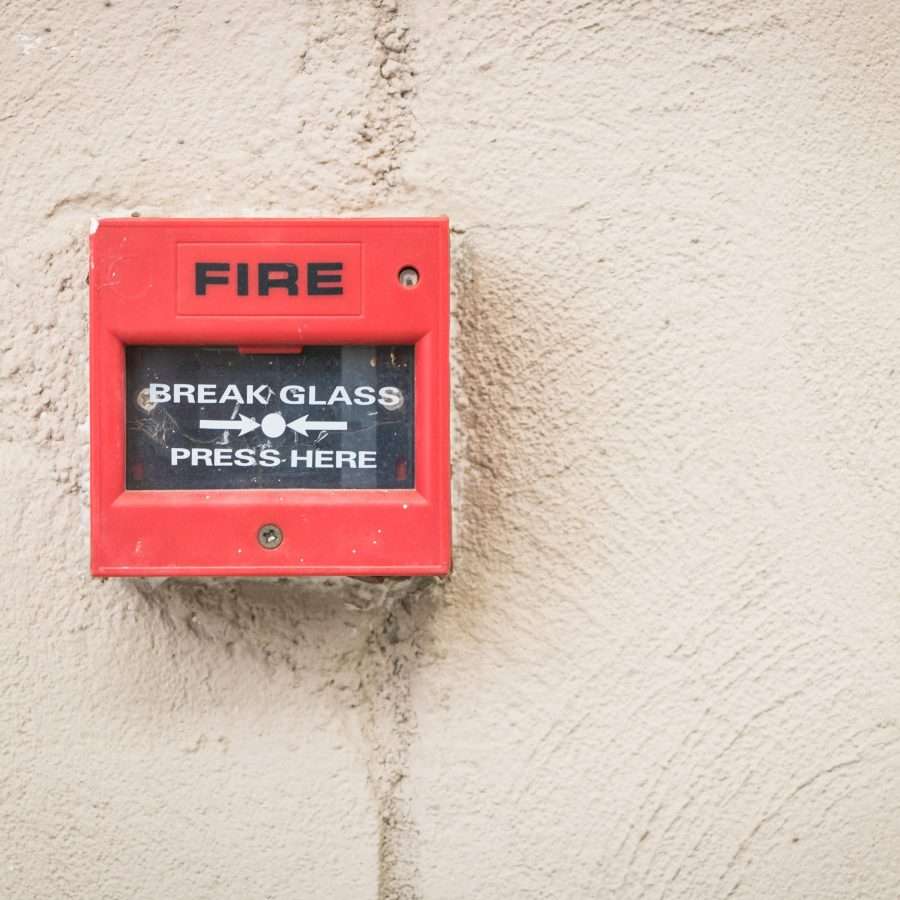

[261,412,286,438]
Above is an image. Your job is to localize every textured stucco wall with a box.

[2,1,900,898]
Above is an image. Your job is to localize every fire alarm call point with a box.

[90,218,450,577]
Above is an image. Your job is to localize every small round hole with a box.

[398,266,419,288]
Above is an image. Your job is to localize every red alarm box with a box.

[90,218,450,577]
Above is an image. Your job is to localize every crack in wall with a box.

[353,581,438,900]
[356,0,417,197]
[352,4,429,894]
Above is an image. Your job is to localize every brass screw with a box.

[136,387,156,411]
[257,524,283,549]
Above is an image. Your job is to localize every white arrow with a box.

[287,414,348,437]
[199,414,260,436]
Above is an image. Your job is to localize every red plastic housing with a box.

[90,218,450,577]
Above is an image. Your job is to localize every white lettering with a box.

[280,385,304,404]
[377,386,403,409]
[335,450,357,468]
[173,383,195,403]
[247,385,272,405]
[289,449,376,469]
[148,382,389,406]
[150,383,171,404]
[171,447,282,467]
[290,449,313,468]
[219,384,243,403]
[328,385,352,405]
[259,448,281,467]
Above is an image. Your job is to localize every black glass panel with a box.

[125,345,414,490]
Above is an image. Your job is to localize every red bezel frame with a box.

[90,218,450,577]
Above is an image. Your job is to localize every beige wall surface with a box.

[2,0,900,897]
